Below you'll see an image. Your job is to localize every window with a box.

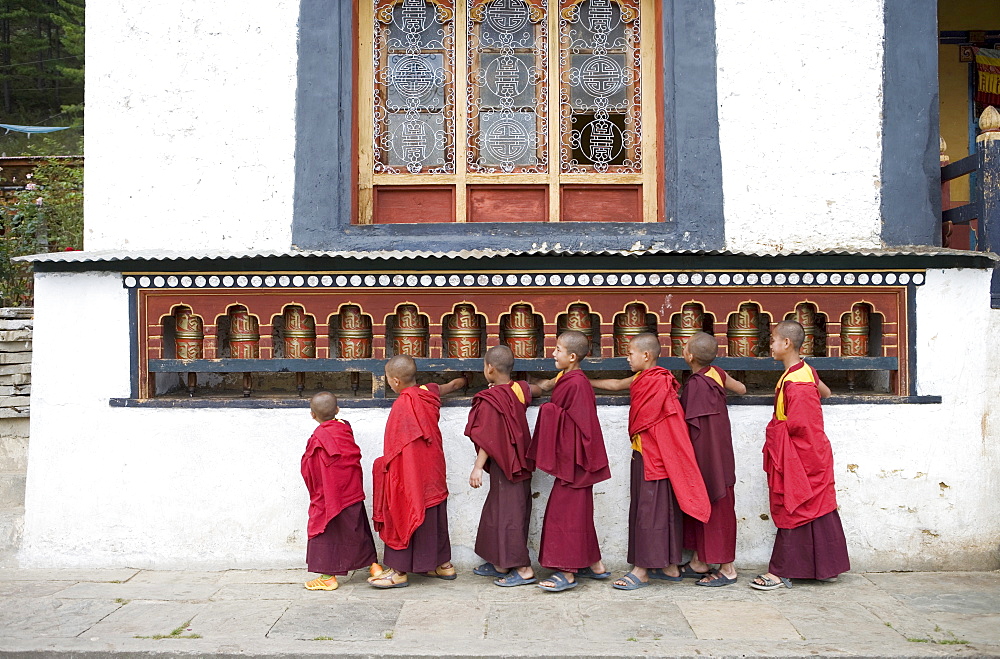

[359,0,658,224]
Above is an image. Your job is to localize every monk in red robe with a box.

[680,332,746,587]
[465,345,536,587]
[368,355,468,589]
[528,331,611,592]
[300,391,378,591]
[592,333,711,590]
[751,320,850,590]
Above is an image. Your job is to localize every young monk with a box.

[680,332,746,587]
[300,391,378,591]
[751,320,850,590]
[590,333,711,590]
[465,345,536,587]
[368,355,468,589]
[528,330,612,592]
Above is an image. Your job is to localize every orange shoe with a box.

[304,575,338,591]
[369,563,384,579]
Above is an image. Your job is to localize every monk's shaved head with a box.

[310,391,339,421]
[629,332,661,358]
[484,344,514,375]
[558,330,590,360]
[385,354,417,382]
[686,331,718,364]
[774,320,805,350]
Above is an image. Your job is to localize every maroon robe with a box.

[465,381,534,570]
[372,383,449,551]
[528,369,610,572]
[680,366,738,563]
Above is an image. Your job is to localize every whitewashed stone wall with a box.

[19,269,1000,570]
[715,0,886,252]
[83,0,298,252]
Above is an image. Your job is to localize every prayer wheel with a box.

[614,303,650,356]
[445,303,483,358]
[227,305,260,359]
[671,303,704,357]
[173,306,203,360]
[282,305,316,359]
[794,303,818,357]
[502,303,539,359]
[393,304,428,357]
[840,303,871,357]
[337,305,373,359]
[727,303,760,357]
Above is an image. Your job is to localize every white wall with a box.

[83,0,298,252]
[715,0,886,252]
[20,268,1000,570]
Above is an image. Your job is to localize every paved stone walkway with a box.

[0,567,997,657]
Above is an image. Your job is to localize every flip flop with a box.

[749,574,792,591]
[537,572,579,592]
[696,571,738,587]
[678,562,712,579]
[577,566,612,580]
[648,568,683,582]
[612,572,651,591]
[473,562,507,578]
[494,572,537,587]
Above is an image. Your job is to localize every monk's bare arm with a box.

[816,376,832,399]
[469,448,489,488]
[589,375,634,392]
[438,374,469,396]
[724,373,747,396]
[528,376,556,398]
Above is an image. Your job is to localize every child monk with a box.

[528,330,611,592]
[751,320,850,590]
[680,332,746,587]
[590,333,711,590]
[368,355,468,589]
[465,345,536,587]
[300,391,378,591]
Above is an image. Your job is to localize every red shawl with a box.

[763,362,838,529]
[630,366,711,523]
[371,383,448,550]
[680,366,736,503]
[528,369,611,488]
[300,419,366,539]
[464,381,534,483]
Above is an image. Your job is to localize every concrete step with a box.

[0,473,26,508]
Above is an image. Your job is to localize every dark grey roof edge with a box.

[15,246,1000,264]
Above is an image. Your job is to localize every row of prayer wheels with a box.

[171,300,876,361]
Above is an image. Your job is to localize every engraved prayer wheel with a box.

[337,305,373,359]
[727,303,760,358]
[841,303,871,357]
[671,303,704,357]
[227,305,259,358]
[794,303,818,357]
[502,303,539,359]
[445,303,483,358]
[392,304,428,357]
[614,303,650,356]
[282,305,316,359]
[173,306,203,360]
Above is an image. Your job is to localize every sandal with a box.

[494,571,537,587]
[577,566,612,580]
[473,562,507,578]
[369,568,409,589]
[612,572,651,591]
[696,571,738,587]
[678,562,712,579]
[648,568,683,582]
[750,574,791,590]
[537,572,578,592]
[425,563,457,580]
[304,575,338,591]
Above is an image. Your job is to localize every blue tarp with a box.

[0,124,70,135]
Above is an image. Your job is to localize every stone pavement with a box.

[0,567,997,658]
